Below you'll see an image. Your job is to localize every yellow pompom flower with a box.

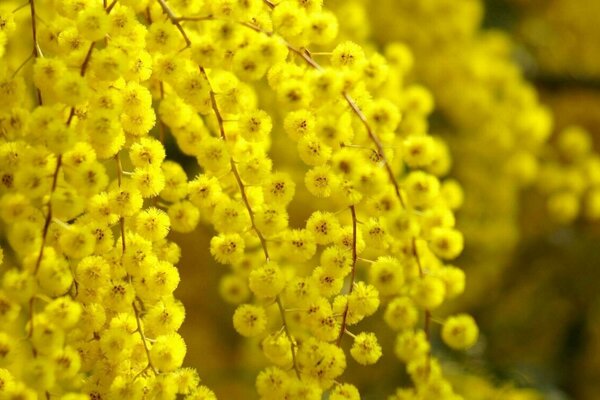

[312,267,344,298]
[186,385,218,400]
[547,191,580,224]
[213,199,251,234]
[233,48,269,81]
[298,134,332,166]
[305,165,340,198]
[384,296,418,331]
[284,109,316,141]
[99,325,135,358]
[412,275,446,310]
[261,332,293,366]
[161,161,189,202]
[54,71,89,106]
[254,205,289,236]
[237,155,273,185]
[219,274,251,304]
[233,304,267,337]
[130,137,166,168]
[0,292,20,325]
[132,166,166,198]
[442,314,479,350]
[146,260,181,299]
[108,180,144,217]
[150,333,187,372]
[210,233,245,265]
[33,58,67,93]
[283,276,320,308]
[263,172,296,206]
[237,109,272,142]
[348,282,380,318]
[255,366,290,398]
[306,211,341,245]
[136,207,170,241]
[168,201,200,233]
[437,266,466,299]
[403,135,437,168]
[52,346,82,380]
[429,227,464,260]
[368,256,404,297]
[272,2,308,40]
[330,383,360,400]
[45,297,82,330]
[404,171,440,208]
[394,330,430,363]
[276,79,313,109]
[36,249,74,297]
[309,11,339,45]
[0,7,16,34]
[196,137,231,174]
[249,262,286,299]
[188,175,223,209]
[331,41,366,69]
[21,358,55,392]
[0,332,18,367]
[86,111,126,159]
[59,225,96,259]
[29,315,66,356]
[146,20,183,54]
[77,6,110,42]
[350,332,382,365]
[144,296,186,337]
[320,245,353,278]
[87,192,119,226]
[283,229,317,262]
[89,48,128,82]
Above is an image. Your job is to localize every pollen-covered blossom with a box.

[0,0,499,398]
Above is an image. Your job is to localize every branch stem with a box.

[276,296,301,379]
[336,205,358,345]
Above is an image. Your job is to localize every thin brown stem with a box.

[200,65,301,379]
[411,237,431,350]
[33,155,62,275]
[132,299,158,375]
[343,93,406,208]
[276,296,300,379]
[159,13,267,254]
[28,296,42,357]
[162,6,301,379]
[115,153,123,186]
[106,0,117,13]
[11,53,35,78]
[29,0,42,58]
[115,154,126,252]
[156,0,192,47]
[13,1,29,12]
[336,205,358,346]
[175,15,213,22]
[66,41,95,126]
[158,82,166,143]
[79,42,96,76]
[29,0,119,361]
[116,154,157,375]
[29,0,43,104]
[198,66,271,262]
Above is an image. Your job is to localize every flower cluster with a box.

[0,1,214,398]
[0,0,498,399]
